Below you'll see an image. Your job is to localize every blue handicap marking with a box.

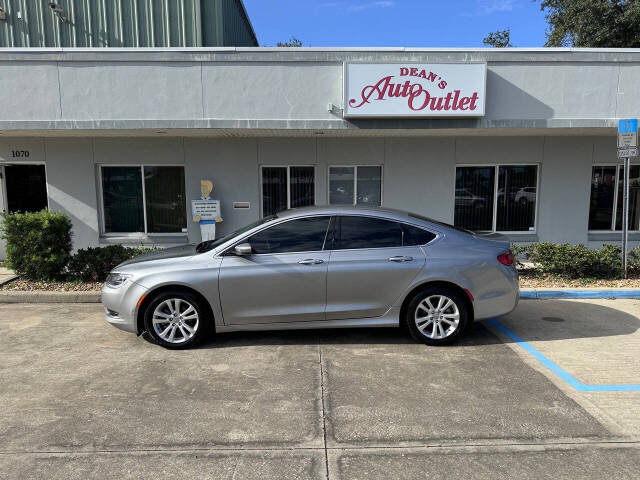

[618,118,638,133]
[487,318,640,392]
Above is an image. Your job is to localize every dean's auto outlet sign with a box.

[344,63,487,118]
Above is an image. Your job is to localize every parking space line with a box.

[487,319,640,392]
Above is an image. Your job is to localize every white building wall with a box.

[1,133,637,259]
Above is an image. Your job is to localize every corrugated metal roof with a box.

[0,0,258,47]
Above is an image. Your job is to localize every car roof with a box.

[276,205,414,222]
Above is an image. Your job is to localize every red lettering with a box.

[452,90,461,110]
[348,76,393,108]
[426,72,437,82]
[409,86,429,111]
[469,92,479,110]
[348,76,481,114]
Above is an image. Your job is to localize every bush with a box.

[0,210,73,281]
[629,247,640,274]
[67,245,154,282]
[521,242,622,279]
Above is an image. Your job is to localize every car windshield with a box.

[195,215,277,253]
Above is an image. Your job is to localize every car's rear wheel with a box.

[143,291,212,349]
[405,287,469,345]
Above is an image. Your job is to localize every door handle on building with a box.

[388,256,413,262]
[298,259,324,265]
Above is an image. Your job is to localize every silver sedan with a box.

[102,206,519,349]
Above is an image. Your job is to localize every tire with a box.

[404,287,469,346]
[143,290,212,349]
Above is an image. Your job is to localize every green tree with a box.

[276,36,303,47]
[482,29,513,47]
[540,0,640,47]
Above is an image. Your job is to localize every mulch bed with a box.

[0,279,102,292]
[518,270,640,289]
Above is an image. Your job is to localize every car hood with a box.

[116,244,197,269]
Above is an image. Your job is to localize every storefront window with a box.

[496,165,537,231]
[615,165,640,231]
[454,167,494,231]
[329,166,382,206]
[102,166,145,233]
[455,165,538,232]
[588,166,617,230]
[588,164,640,231]
[144,166,187,233]
[261,166,315,216]
[101,166,186,234]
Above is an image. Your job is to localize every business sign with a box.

[618,119,638,153]
[344,63,486,118]
[191,199,220,221]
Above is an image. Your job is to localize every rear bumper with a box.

[101,280,147,334]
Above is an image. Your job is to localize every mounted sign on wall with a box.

[344,63,487,118]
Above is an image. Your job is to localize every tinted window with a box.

[335,216,403,250]
[402,224,436,246]
[247,217,330,254]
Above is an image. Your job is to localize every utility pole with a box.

[617,119,638,279]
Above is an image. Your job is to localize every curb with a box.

[0,291,101,303]
[520,289,640,299]
[1,289,639,304]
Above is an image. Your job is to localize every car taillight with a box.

[497,250,514,266]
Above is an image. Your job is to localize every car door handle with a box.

[298,259,324,265]
[388,256,413,262]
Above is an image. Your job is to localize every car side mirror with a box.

[234,243,252,255]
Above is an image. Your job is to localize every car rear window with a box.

[401,223,436,246]
[332,216,436,250]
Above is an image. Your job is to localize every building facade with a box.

[0,0,257,47]
[0,47,638,258]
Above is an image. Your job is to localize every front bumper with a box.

[101,280,148,334]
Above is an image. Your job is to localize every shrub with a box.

[524,242,622,279]
[629,247,640,274]
[0,210,72,281]
[67,245,154,282]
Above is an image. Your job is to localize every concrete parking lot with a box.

[1,299,639,479]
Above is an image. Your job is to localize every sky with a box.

[242,0,549,48]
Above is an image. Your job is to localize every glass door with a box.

[4,164,48,213]
[0,166,7,214]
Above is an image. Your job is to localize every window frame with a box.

[327,214,437,252]
[327,165,384,207]
[0,161,50,214]
[589,162,640,233]
[454,163,541,234]
[98,164,188,237]
[259,165,317,218]
[222,214,333,256]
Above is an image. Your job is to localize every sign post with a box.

[617,119,638,279]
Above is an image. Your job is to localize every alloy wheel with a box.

[414,295,460,340]
[152,298,199,344]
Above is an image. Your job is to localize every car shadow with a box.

[195,300,639,349]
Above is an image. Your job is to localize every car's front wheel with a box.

[405,287,469,345]
[143,291,212,349]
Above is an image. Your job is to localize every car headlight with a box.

[105,273,132,288]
